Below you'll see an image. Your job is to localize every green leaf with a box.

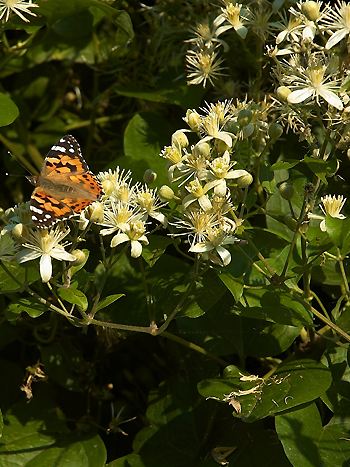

[178,306,300,358]
[26,434,107,467]
[142,235,172,267]
[219,272,244,302]
[271,160,299,171]
[107,454,145,466]
[58,287,88,312]
[122,112,174,184]
[0,410,3,440]
[7,298,47,318]
[96,294,125,312]
[276,402,350,467]
[0,93,19,127]
[325,216,350,254]
[198,359,332,422]
[303,156,338,183]
[233,287,313,326]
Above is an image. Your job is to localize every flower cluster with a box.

[160,99,256,266]
[0,167,167,283]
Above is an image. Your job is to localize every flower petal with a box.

[130,240,142,258]
[17,249,41,263]
[40,254,52,283]
[325,29,348,50]
[216,246,231,266]
[318,89,343,110]
[287,88,314,104]
[189,242,213,253]
[111,233,129,248]
[51,248,76,262]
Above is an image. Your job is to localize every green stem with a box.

[337,248,350,300]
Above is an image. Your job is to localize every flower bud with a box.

[172,130,189,148]
[11,223,24,240]
[242,123,254,139]
[236,172,253,188]
[71,249,87,266]
[301,1,320,21]
[279,181,294,200]
[102,179,115,196]
[158,185,176,201]
[276,86,291,101]
[86,201,104,223]
[215,139,230,155]
[269,123,283,140]
[237,109,252,127]
[192,142,211,158]
[143,169,157,184]
[185,110,201,131]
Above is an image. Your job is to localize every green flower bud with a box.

[236,172,253,188]
[269,123,283,140]
[276,86,292,101]
[11,223,24,240]
[279,181,294,200]
[143,169,157,184]
[172,130,189,148]
[215,139,230,155]
[71,249,87,266]
[192,142,211,158]
[102,180,114,196]
[158,185,176,201]
[237,109,252,127]
[185,110,201,131]
[301,1,320,21]
[242,123,254,138]
[86,201,104,223]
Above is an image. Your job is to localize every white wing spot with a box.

[52,145,66,152]
[31,206,44,214]
[44,214,52,219]
[69,148,75,153]
[32,215,38,221]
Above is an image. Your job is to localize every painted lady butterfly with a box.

[29,135,102,228]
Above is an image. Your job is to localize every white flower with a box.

[186,48,225,87]
[97,168,134,203]
[189,226,238,266]
[183,178,219,211]
[209,151,251,196]
[215,2,250,39]
[284,55,343,110]
[322,1,350,49]
[134,185,168,226]
[170,210,220,248]
[0,0,38,23]
[100,200,140,237]
[309,194,346,231]
[110,220,149,258]
[17,227,75,283]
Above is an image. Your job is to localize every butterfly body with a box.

[30,135,102,228]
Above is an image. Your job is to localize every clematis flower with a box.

[16,227,75,283]
[110,220,149,258]
[0,0,39,23]
[309,194,346,231]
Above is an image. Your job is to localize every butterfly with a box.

[29,135,102,229]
